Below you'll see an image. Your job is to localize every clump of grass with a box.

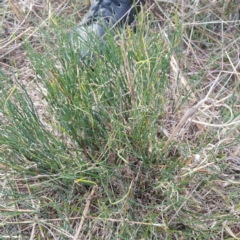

[0,14,178,237]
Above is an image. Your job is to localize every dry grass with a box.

[1,0,240,239]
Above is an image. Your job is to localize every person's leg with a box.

[71,0,145,58]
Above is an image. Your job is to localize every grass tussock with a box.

[0,0,240,239]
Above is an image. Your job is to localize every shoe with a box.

[70,0,145,58]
